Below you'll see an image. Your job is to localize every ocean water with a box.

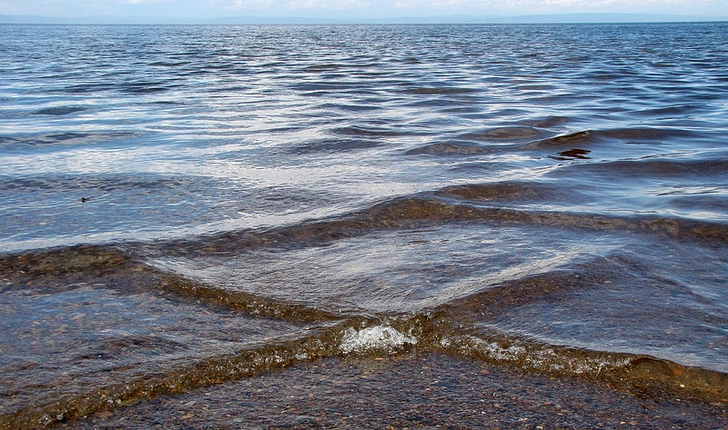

[1,23,727,427]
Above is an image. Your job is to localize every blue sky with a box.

[1,0,726,21]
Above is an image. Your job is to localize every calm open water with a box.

[1,23,728,427]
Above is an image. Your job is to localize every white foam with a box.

[452,334,632,376]
[339,325,417,355]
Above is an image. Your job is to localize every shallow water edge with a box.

[1,232,727,428]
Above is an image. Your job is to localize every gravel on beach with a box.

[62,352,728,429]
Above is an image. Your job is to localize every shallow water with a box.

[1,22,728,427]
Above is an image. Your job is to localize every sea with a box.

[1,22,727,428]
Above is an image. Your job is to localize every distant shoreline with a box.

[1,13,727,25]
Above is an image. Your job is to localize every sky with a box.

[1,0,727,22]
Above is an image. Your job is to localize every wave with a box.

[404,140,495,156]
[554,157,728,178]
[0,131,139,147]
[147,189,727,261]
[402,126,709,164]
[520,127,698,150]
[331,125,421,138]
[458,126,547,142]
[0,174,187,193]
[32,106,87,116]
[286,138,385,154]
[399,87,478,95]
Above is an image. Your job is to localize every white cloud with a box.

[542,0,580,5]
[125,0,169,4]
[394,1,415,9]
[231,0,279,9]
[286,0,368,9]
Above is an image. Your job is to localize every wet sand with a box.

[62,353,728,429]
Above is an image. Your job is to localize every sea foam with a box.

[339,325,417,355]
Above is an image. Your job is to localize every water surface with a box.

[1,22,727,428]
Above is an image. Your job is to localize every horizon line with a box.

[1,12,727,25]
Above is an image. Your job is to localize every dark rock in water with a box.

[549,148,592,160]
